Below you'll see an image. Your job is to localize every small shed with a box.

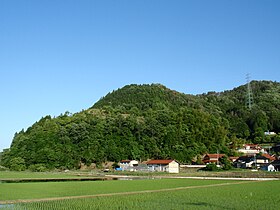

[146,159,179,173]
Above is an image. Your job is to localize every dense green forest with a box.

[1,81,280,170]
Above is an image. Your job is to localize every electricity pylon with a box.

[246,74,254,110]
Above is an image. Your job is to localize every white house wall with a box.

[148,164,167,172]
[268,165,275,172]
[168,161,179,173]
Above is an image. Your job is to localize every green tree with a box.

[4,81,280,169]
[219,156,232,170]
[9,157,26,171]
[204,163,219,171]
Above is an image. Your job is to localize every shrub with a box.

[28,164,47,172]
[204,163,219,171]
[0,165,8,171]
[219,156,233,170]
[9,157,26,171]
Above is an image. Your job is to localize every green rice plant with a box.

[0,179,235,201]
[0,171,79,179]
[4,180,278,210]
[1,179,279,209]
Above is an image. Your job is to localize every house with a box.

[255,155,269,164]
[234,154,271,169]
[254,155,271,169]
[264,131,276,136]
[261,153,276,162]
[260,164,275,172]
[203,154,225,164]
[237,144,264,155]
[271,160,280,171]
[229,156,239,162]
[234,156,255,168]
[146,160,179,173]
[119,160,139,171]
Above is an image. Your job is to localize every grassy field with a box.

[0,178,279,209]
[108,169,280,178]
[0,178,236,201]
[0,171,99,179]
[1,169,279,180]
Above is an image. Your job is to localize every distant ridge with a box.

[93,83,198,111]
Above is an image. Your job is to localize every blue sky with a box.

[1,0,280,151]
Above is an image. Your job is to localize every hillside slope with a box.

[1,81,280,170]
[93,84,200,111]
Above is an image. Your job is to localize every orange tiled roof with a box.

[147,160,174,165]
[205,154,225,159]
[262,154,276,161]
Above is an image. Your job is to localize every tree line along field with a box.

[0,178,279,209]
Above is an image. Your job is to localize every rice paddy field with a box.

[0,175,279,210]
[0,171,94,179]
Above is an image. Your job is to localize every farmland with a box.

[0,178,236,201]
[0,176,279,210]
[0,171,95,179]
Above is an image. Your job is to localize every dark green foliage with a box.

[28,164,47,172]
[112,162,119,169]
[9,157,26,171]
[204,163,219,171]
[219,156,232,170]
[1,81,280,170]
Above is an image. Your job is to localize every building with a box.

[255,155,269,164]
[203,154,225,164]
[229,156,239,162]
[234,154,272,169]
[146,160,179,173]
[234,156,255,168]
[180,164,206,170]
[260,164,275,172]
[261,153,276,162]
[264,131,276,136]
[271,160,280,171]
[119,160,139,171]
[237,144,264,155]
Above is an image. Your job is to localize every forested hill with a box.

[93,84,201,111]
[1,81,280,170]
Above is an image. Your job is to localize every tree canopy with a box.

[1,81,280,170]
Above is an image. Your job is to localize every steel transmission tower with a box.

[246,74,253,110]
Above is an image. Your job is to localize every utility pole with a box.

[246,74,254,110]
[217,149,219,166]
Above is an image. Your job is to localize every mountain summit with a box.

[93,84,197,111]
